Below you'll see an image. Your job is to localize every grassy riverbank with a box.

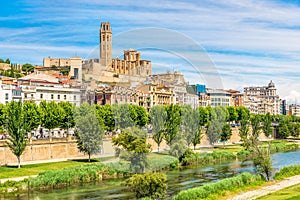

[0,157,114,179]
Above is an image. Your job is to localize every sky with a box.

[1,0,300,103]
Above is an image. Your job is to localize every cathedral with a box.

[82,22,152,83]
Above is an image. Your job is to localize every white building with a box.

[206,88,231,107]
[244,80,281,115]
[0,77,22,104]
[18,73,81,106]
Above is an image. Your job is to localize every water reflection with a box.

[4,150,300,200]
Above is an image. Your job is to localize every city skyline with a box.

[1,1,300,103]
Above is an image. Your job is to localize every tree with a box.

[22,63,34,75]
[112,104,134,129]
[125,172,167,199]
[278,122,290,139]
[289,123,300,138]
[39,101,64,138]
[75,104,103,162]
[5,58,10,64]
[238,108,250,149]
[226,106,238,123]
[198,106,209,126]
[169,133,188,158]
[164,104,181,146]
[58,102,75,135]
[149,106,167,152]
[112,127,151,173]
[5,101,28,168]
[206,106,226,145]
[262,113,273,138]
[94,104,115,131]
[22,101,40,133]
[220,123,232,148]
[0,103,6,132]
[181,105,202,150]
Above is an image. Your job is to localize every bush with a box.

[237,149,251,160]
[173,172,264,200]
[274,165,300,180]
[29,163,117,189]
[125,172,167,199]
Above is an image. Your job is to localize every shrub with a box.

[173,172,264,200]
[125,172,167,199]
[29,163,117,189]
[274,165,300,180]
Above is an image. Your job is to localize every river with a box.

[6,150,300,200]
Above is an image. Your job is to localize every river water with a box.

[6,150,300,200]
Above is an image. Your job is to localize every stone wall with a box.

[0,137,115,166]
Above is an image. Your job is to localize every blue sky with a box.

[1,0,300,102]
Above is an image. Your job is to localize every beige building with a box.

[206,88,231,107]
[43,56,82,83]
[137,84,175,111]
[287,104,300,116]
[244,80,281,114]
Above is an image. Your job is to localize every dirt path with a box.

[230,174,300,200]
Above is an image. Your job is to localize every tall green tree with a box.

[39,101,64,138]
[75,104,103,162]
[58,101,75,135]
[198,106,209,126]
[22,101,40,133]
[238,108,250,149]
[0,103,6,132]
[149,106,167,153]
[289,123,300,138]
[206,106,226,145]
[220,123,232,148]
[112,104,134,129]
[262,113,273,138]
[164,104,181,146]
[181,105,202,150]
[226,106,238,123]
[5,101,28,168]
[112,127,151,173]
[278,121,290,139]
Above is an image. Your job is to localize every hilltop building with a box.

[82,22,151,84]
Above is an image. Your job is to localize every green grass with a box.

[274,165,300,180]
[0,157,115,179]
[257,184,300,200]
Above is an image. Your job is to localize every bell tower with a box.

[100,22,112,66]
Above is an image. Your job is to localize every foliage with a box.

[112,104,134,129]
[273,165,300,180]
[288,123,300,138]
[58,101,75,131]
[29,163,117,189]
[112,127,151,173]
[206,106,227,145]
[262,113,273,138]
[0,103,6,132]
[125,172,167,199]
[164,104,181,145]
[149,106,167,152]
[220,123,232,147]
[5,101,28,168]
[39,101,64,136]
[75,103,103,162]
[22,63,34,75]
[0,68,23,78]
[22,101,40,132]
[226,106,238,122]
[181,105,202,149]
[198,106,209,126]
[169,133,188,158]
[129,105,148,127]
[277,121,290,139]
[173,172,264,200]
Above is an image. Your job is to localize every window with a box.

[25,93,27,98]
[51,94,54,99]
[31,94,34,98]
[64,95,67,100]
[40,94,43,99]
[5,93,8,100]
[74,95,76,100]
[58,95,60,100]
